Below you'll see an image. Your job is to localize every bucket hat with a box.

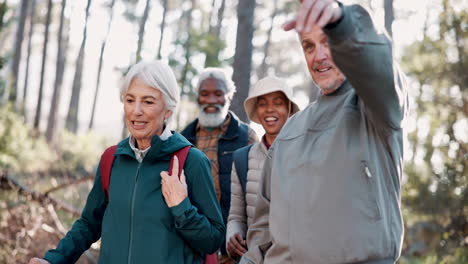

[244,76,300,124]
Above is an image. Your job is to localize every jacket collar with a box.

[319,79,352,98]
[114,131,192,162]
[220,111,241,140]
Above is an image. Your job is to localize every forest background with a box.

[0,0,466,263]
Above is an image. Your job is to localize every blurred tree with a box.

[9,0,29,105]
[0,1,7,107]
[156,0,168,59]
[180,1,196,92]
[66,0,93,133]
[89,0,116,130]
[0,1,7,71]
[33,0,53,130]
[383,0,394,37]
[0,0,6,32]
[21,0,37,117]
[204,0,226,67]
[258,0,279,79]
[232,0,257,122]
[0,0,15,57]
[136,0,151,62]
[119,0,155,139]
[401,0,467,259]
[212,0,226,41]
[169,0,228,97]
[46,0,69,143]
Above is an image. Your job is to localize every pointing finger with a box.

[316,3,333,28]
[283,19,297,31]
[296,0,316,32]
[160,170,169,181]
[180,170,186,184]
[171,155,179,177]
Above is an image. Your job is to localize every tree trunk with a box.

[0,0,12,53]
[9,0,29,105]
[258,0,278,79]
[33,0,53,130]
[46,0,68,143]
[21,0,36,117]
[366,0,372,11]
[156,0,168,59]
[231,0,256,122]
[136,0,151,62]
[65,0,92,133]
[204,0,226,67]
[120,0,151,139]
[0,1,7,33]
[214,0,226,40]
[180,1,195,91]
[207,0,217,33]
[89,0,116,130]
[384,0,393,37]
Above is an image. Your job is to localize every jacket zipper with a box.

[127,163,141,264]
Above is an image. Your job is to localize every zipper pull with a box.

[362,161,372,178]
[365,166,372,178]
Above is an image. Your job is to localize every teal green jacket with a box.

[44,132,225,264]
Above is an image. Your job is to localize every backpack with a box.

[99,145,191,200]
[99,145,218,264]
[232,144,253,194]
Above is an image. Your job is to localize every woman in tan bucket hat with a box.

[225,76,300,261]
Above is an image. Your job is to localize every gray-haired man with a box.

[181,68,258,263]
[241,1,409,263]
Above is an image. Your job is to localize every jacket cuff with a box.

[226,221,247,243]
[44,252,66,264]
[169,197,192,218]
[323,4,355,46]
[239,256,255,264]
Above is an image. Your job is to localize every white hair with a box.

[121,61,180,125]
[196,67,236,100]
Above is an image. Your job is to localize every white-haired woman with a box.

[30,61,225,264]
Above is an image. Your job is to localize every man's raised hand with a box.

[283,0,342,32]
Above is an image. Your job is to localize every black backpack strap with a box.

[233,144,253,194]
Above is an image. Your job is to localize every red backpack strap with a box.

[100,145,117,200]
[169,146,191,178]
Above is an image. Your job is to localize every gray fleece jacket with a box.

[240,4,408,264]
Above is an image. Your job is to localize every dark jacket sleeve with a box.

[324,4,408,131]
[239,154,273,264]
[169,148,225,254]
[43,164,107,264]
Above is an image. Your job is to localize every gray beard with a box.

[198,103,230,128]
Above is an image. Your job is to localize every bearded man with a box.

[181,68,258,264]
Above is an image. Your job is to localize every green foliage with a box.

[0,106,107,175]
[0,105,55,172]
[169,28,228,99]
[400,246,468,264]
[53,131,107,176]
[0,2,7,96]
[400,0,467,259]
[0,2,7,33]
[194,32,227,68]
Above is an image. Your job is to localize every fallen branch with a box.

[0,173,81,217]
[46,203,98,263]
[47,204,68,235]
[44,175,94,195]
